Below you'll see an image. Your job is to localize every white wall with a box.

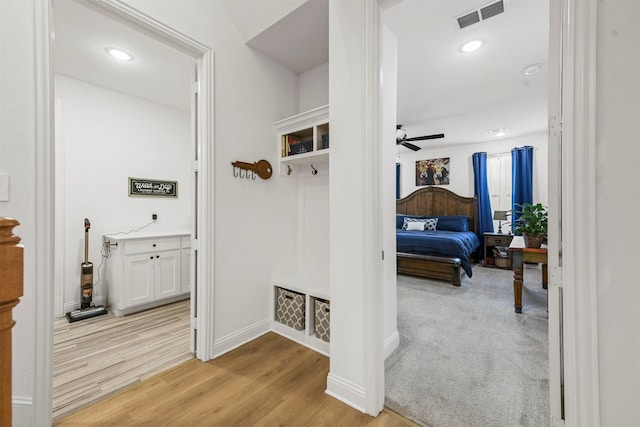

[2,1,300,423]
[595,0,640,424]
[397,133,549,207]
[0,0,38,412]
[54,75,191,314]
[298,62,329,113]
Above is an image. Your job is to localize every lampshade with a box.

[493,210,508,221]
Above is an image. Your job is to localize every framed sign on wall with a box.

[128,178,178,197]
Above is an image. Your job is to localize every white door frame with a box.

[367,0,600,425]
[34,0,216,424]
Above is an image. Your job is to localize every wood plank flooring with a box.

[55,332,417,427]
[53,300,192,421]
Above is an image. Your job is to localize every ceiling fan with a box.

[396,125,445,151]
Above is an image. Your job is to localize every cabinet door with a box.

[181,248,191,294]
[155,249,181,299]
[123,254,155,307]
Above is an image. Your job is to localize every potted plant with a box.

[512,202,548,248]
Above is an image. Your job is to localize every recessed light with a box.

[488,128,508,137]
[523,63,542,75]
[459,39,485,53]
[105,47,133,61]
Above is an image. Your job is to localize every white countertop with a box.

[103,228,190,241]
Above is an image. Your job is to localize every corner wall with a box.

[54,75,192,314]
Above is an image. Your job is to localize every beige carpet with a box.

[53,299,192,421]
[386,265,549,427]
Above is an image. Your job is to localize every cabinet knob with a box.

[156,255,159,258]
[152,243,157,247]
[150,256,154,260]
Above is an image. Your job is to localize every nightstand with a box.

[483,233,514,269]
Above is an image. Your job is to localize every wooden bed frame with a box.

[396,187,478,286]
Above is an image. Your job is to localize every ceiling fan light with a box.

[396,128,407,141]
[459,39,485,53]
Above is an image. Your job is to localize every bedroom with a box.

[382,0,550,425]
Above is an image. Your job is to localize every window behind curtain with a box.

[487,154,512,233]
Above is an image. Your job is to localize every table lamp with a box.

[493,210,508,234]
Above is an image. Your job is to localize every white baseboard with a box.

[326,372,366,413]
[212,318,271,358]
[13,397,33,426]
[384,330,400,359]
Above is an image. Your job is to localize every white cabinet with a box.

[105,233,190,317]
[272,106,331,355]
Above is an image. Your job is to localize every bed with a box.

[396,187,480,286]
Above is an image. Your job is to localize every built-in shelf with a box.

[275,104,329,177]
[271,272,330,356]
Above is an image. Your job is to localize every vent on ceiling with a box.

[455,0,504,30]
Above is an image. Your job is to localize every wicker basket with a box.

[495,257,511,268]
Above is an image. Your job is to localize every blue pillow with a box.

[434,215,469,232]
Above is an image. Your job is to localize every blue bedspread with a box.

[396,230,480,277]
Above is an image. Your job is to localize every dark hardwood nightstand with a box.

[483,232,514,269]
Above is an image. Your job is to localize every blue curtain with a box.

[511,146,534,226]
[473,152,493,257]
[396,163,401,199]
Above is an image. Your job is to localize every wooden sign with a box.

[128,178,177,197]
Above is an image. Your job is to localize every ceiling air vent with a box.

[455,0,505,30]
[457,11,480,29]
[480,0,505,20]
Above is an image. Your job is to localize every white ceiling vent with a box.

[455,0,505,30]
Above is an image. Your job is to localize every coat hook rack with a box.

[231,160,273,180]
[310,164,318,175]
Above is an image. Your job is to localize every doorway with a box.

[47,0,215,421]
[381,0,553,425]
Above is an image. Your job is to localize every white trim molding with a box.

[384,330,400,360]
[12,397,34,426]
[34,0,55,425]
[213,320,271,358]
[37,1,216,424]
[326,373,367,413]
[558,0,601,425]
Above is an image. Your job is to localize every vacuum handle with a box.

[84,218,90,264]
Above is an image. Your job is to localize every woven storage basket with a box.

[275,287,305,331]
[314,298,330,342]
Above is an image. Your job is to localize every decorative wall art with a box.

[416,157,450,186]
[128,178,177,197]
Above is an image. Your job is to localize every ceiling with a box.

[53,0,195,112]
[52,0,549,146]
[383,0,549,146]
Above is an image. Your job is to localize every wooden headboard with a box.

[396,187,478,234]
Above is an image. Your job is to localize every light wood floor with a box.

[53,300,192,421]
[55,332,417,427]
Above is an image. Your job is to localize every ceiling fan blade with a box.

[405,133,445,141]
[401,141,421,151]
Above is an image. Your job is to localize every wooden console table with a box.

[0,218,23,426]
[508,235,547,313]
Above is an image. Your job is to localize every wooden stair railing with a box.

[0,218,23,427]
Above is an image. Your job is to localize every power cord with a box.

[94,219,158,288]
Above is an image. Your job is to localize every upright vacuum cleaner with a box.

[65,218,108,322]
